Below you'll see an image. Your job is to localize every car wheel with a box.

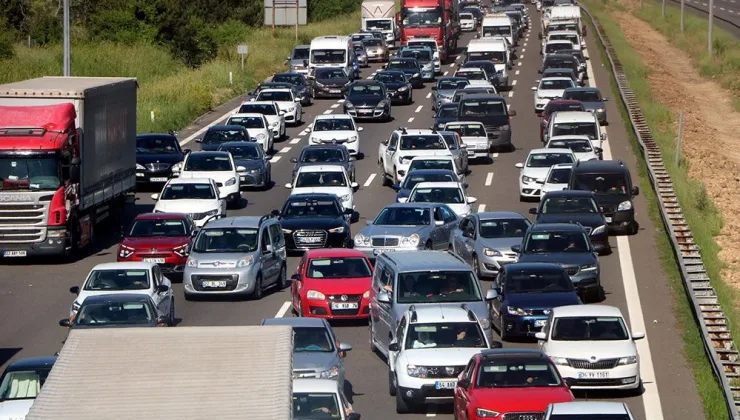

[296,300,303,317]
[380,160,390,187]
[393,167,399,186]
[277,265,288,289]
[389,370,397,396]
[498,314,508,341]
[628,221,639,235]
[408,91,413,105]
[369,321,376,352]
[168,297,176,326]
[424,241,433,250]
[252,274,264,300]
[472,255,481,279]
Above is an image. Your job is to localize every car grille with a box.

[293,230,327,248]
[191,274,238,291]
[601,204,616,216]
[0,203,46,243]
[529,309,552,316]
[189,212,210,221]
[145,163,171,171]
[567,358,620,369]
[563,265,580,276]
[570,378,628,386]
[328,294,362,302]
[422,365,466,379]
[503,413,544,420]
[320,138,347,144]
[331,308,361,316]
[372,236,399,247]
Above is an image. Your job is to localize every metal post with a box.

[662,0,666,19]
[295,0,299,41]
[708,0,715,54]
[272,4,276,37]
[675,111,684,166]
[63,0,70,76]
[681,0,685,31]
[241,54,245,70]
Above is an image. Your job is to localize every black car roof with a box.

[137,133,177,140]
[351,80,383,86]
[530,223,585,232]
[207,125,247,132]
[573,159,628,174]
[286,193,342,202]
[4,356,57,372]
[504,262,568,273]
[541,190,596,199]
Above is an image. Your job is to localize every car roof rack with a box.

[460,304,477,322]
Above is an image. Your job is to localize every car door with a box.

[151,265,170,316]
[454,358,477,415]
[292,253,307,310]
[260,224,279,285]
[440,205,459,245]
[269,222,287,264]
[538,312,554,351]
[489,271,505,320]
[459,217,476,264]
[457,133,469,171]
[378,267,396,353]
[384,132,400,174]
[444,134,464,173]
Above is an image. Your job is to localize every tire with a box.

[498,314,508,341]
[168,298,176,326]
[629,221,639,235]
[472,255,481,279]
[277,265,288,290]
[396,389,414,414]
[424,241,433,250]
[252,274,264,300]
[389,370,397,396]
[296,300,303,317]
[393,167,399,186]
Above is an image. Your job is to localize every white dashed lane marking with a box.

[279,147,291,154]
[408,117,415,123]
[415,105,423,113]
[516,70,520,75]
[449,62,456,68]
[337,99,345,104]
[299,129,309,136]
[508,91,514,98]
[323,110,333,114]
[443,71,449,76]
[512,80,518,86]
[331,104,339,109]
[485,172,494,186]
[426,92,432,99]
[289,138,301,144]
[364,173,376,187]
[270,156,282,163]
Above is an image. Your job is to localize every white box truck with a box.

[361,0,399,46]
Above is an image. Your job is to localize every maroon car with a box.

[540,99,585,142]
[117,213,195,275]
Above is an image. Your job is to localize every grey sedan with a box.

[217,142,272,190]
[562,87,609,125]
[354,202,460,259]
[431,77,469,111]
[449,212,532,279]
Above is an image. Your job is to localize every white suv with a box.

[308,114,363,157]
[174,151,242,205]
[545,111,606,149]
[532,77,576,112]
[515,148,576,201]
[237,101,286,139]
[254,88,303,126]
[379,128,453,185]
[388,305,495,414]
[443,121,491,160]
[285,164,359,211]
[405,181,477,217]
[152,178,226,227]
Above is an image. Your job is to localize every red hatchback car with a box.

[454,349,575,420]
[291,249,373,319]
[539,99,586,142]
[117,213,195,275]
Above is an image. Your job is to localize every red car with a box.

[117,213,195,275]
[291,249,373,319]
[454,349,575,420]
[539,99,586,142]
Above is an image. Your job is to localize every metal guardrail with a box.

[579,5,740,418]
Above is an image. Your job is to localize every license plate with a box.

[150,177,168,182]
[3,250,26,257]
[202,280,227,288]
[534,319,546,327]
[297,236,322,244]
[330,89,341,94]
[605,216,613,223]
[373,248,394,255]
[359,109,372,113]
[331,302,359,310]
[577,371,610,379]
[143,258,166,263]
[435,381,456,390]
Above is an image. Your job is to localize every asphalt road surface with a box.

[0,5,706,419]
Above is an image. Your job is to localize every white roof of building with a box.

[551,304,624,318]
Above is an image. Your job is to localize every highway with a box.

[0,4,706,419]
[662,0,740,37]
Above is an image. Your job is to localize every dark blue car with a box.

[195,125,250,151]
[433,103,459,131]
[487,262,581,341]
[135,133,187,185]
[391,169,464,202]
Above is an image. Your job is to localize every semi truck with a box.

[398,0,459,62]
[0,76,137,260]
[361,0,399,46]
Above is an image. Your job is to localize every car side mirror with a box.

[486,289,498,300]
[351,182,359,189]
[389,342,401,352]
[191,229,199,237]
[594,147,603,154]
[511,244,521,253]
[303,59,309,67]
[157,284,169,293]
[195,138,202,143]
[59,319,71,328]
[632,186,640,196]
[183,148,191,154]
[291,273,301,281]
[264,244,274,254]
[284,183,293,189]
[358,127,365,132]
[290,157,298,163]
[431,86,437,91]
[398,197,408,203]
[535,331,547,340]
[339,342,353,352]
[150,193,159,200]
[457,378,470,388]
[508,110,517,116]
[531,86,537,91]
[391,183,401,191]
[632,331,645,340]
[462,183,469,189]
[294,97,301,102]
[563,378,577,388]
[434,220,444,226]
[528,207,537,215]
[377,291,391,304]
[280,110,287,115]
[69,286,80,295]
[467,196,478,204]
[515,163,524,169]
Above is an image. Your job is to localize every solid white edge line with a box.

[180,106,241,146]
[477,204,486,212]
[485,172,494,186]
[364,173,376,187]
[275,301,291,318]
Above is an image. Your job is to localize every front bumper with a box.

[396,378,456,405]
[499,313,548,337]
[354,246,420,260]
[300,296,371,319]
[308,138,360,156]
[314,86,347,98]
[283,109,299,124]
[346,106,388,120]
[488,129,512,147]
[464,141,492,159]
[460,22,476,31]
[519,179,542,198]
[118,252,187,274]
[555,364,640,390]
[478,253,518,277]
[534,97,552,112]
[604,208,635,232]
[284,230,349,252]
[0,236,66,258]
[239,171,269,188]
[421,68,435,81]
[183,267,257,296]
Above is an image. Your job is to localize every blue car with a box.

[391,169,464,202]
[487,262,581,341]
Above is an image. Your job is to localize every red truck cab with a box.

[399,0,458,61]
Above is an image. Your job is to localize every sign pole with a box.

[273,4,276,37]
[295,0,299,41]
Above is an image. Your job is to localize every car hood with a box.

[518,252,596,265]
[347,95,384,107]
[316,78,350,86]
[234,159,266,170]
[301,277,371,295]
[0,398,34,419]
[591,193,630,207]
[541,182,568,193]
[179,171,234,182]
[398,150,451,160]
[136,153,184,165]
[537,88,567,98]
[154,199,219,213]
[521,167,551,182]
[546,339,637,360]
[359,224,428,237]
[76,289,153,308]
[280,216,347,230]
[446,203,472,217]
[121,236,190,250]
[471,387,574,412]
[435,116,458,128]
[293,351,341,371]
[437,88,457,97]
[535,213,606,228]
[188,252,254,268]
[400,347,487,366]
[574,151,599,161]
[478,237,523,252]
[504,291,580,309]
[383,81,408,90]
[310,130,358,140]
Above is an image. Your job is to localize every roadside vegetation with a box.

[0,0,361,133]
[582,1,730,418]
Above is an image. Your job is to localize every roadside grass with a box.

[583,1,730,418]
[0,12,361,133]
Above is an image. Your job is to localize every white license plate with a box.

[143,258,166,263]
[150,177,168,182]
[605,216,613,223]
[577,371,609,379]
[298,236,322,243]
[331,302,359,310]
[373,249,394,255]
[435,381,456,390]
[359,109,372,113]
[330,89,341,93]
[202,280,227,288]
[3,250,26,257]
[534,319,546,327]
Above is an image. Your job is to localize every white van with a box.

[466,38,511,88]
[309,36,355,79]
[542,5,581,34]
[481,14,515,47]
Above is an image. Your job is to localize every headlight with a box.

[340,194,351,202]
[306,290,326,300]
[173,243,189,257]
[282,228,293,233]
[248,168,261,174]
[237,256,254,267]
[551,356,569,366]
[483,248,501,257]
[399,157,412,164]
[398,86,408,92]
[475,409,501,418]
[499,125,510,130]
[345,101,355,108]
[315,81,325,88]
[506,306,530,316]
[328,226,345,233]
[591,225,606,235]
[136,163,145,170]
[347,136,358,143]
[319,365,340,379]
[256,133,267,141]
[225,177,236,186]
[284,105,296,112]
[269,121,279,127]
[522,175,536,183]
[205,209,219,216]
[478,318,491,329]
[400,233,420,247]
[413,73,420,78]
[171,162,183,172]
[363,290,370,299]
[407,364,428,378]
[310,136,319,143]
[581,263,598,271]
[72,301,81,313]
[376,100,387,108]
[118,244,134,258]
[597,108,605,113]
[354,233,371,246]
[618,355,638,365]
[618,200,633,211]
[187,259,198,267]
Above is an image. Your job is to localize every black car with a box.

[59,294,170,329]
[311,67,351,99]
[513,223,603,302]
[529,190,610,254]
[374,70,413,105]
[385,58,423,88]
[278,193,353,252]
[291,145,356,182]
[135,133,187,185]
[568,160,639,234]
[343,80,392,122]
[248,81,301,102]
[488,262,581,340]
[433,103,459,130]
[460,60,501,88]
[195,125,250,151]
[539,54,582,79]
[457,94,516,151]
[272,72,313,106]
[0,355,56,401]
[218,141,272,190]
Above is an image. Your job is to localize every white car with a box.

[407,156,465,182]
[541,163,573,194]
[443,121,491,160]
[388,306,493,414]
[545,111,606,149]
[174,151,242,205]
[67,262,175,324]
[293,379,359,420]
[254,88,302,126]
[545,402,636,420]
[308,114,363,157]
[459,12,477,31]
[237,101,286,139]
[536,305,644,392]
[285,164,359,211]
[379,128,453,185]
[546,135,601,161]
[225,113,274,153]
[532,77,576,112]
[404,181,477,217]
[543,30,585,52]
[453,68,495,88]
[543,39,576,55]
[515,148,576,201]
[152,178,226,227]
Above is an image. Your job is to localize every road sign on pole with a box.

[237,45,249,70]
[264,0,307,26]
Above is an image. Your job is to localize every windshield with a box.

[479,218,529,238]
[437,106,458,118]
[0,155,61,191]
[460,13,474,19]
[460,100,507,116]
[193,228,258,253]
[401,7,443,27]
[295,171,347,187]
[283,199,342,218]
[552,122,598,138]
[0,367,51,400]
[438,79,469,90]
[374,207,430,225]
[257,91,293,102]
[395,270,482,303]
[389,60,417,70]
[505,270,574,293]
[227,116,265,129]
[400,135,446,150]
[408,159,454,172]
[136,136,180,155]
[546,102,585,115]
[546,42,572,53]
[220,144,262,160]
[546,168,572,184]
[410,186,463,204]
[527,152,574,167]
[552,34,579,44]
[184,154,233,171]
[546,58,576,70]
[573,173,629,195]
[313,118,354,132]
[349,84,384,97]
[552,316,630,340]
[293,393,341,419]
[238,103,277,115]
[84,269,150,291]
[456,70,486,81]
[401,50,432,62]
[445,124,485,137]
[292,48,309,60]
[541,197,599,213]
[409,41,437,51]
[316,68,347,79]
[311,49,346,64]
[549,139,593,153]
[294,327,335,352]
[366,19,392,30]
[475,360,562,388]
[375,72,406,83]
[307,257,372,278]
[405,322,487,349]
[273,74,304,85]
[160,183,215,200]
[401,172,456,190]
[300,148,346,163]
[203,129,248,145]
[463,63,497,76]
[524,231,589,253]
[483,26,511,37]
[565,91,602,102]
[75,301,155,326]
[540,79,574,90]
[127,218,187,237]
[362,38,383,47]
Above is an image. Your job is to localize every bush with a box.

[156,12,217,68]
[0,18,14,60]
[309,0,363,21]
